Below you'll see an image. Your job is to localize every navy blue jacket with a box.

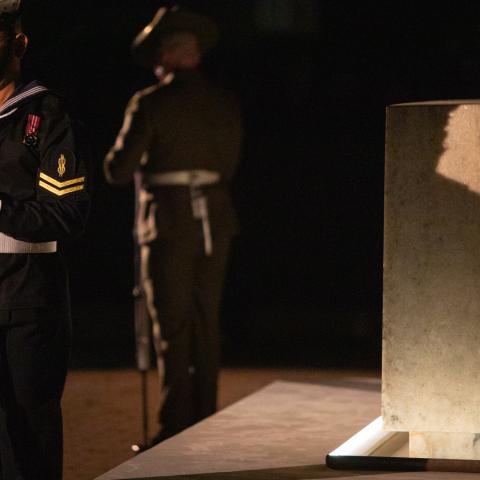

[0,81,90,310]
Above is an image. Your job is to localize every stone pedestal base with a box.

[410,432,480,460]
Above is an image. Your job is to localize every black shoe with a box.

[149,429,174,446]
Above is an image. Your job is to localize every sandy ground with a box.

[63,367,379,480]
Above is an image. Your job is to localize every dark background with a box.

[18,1,480,369]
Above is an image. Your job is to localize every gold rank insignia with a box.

[38,172,85,196]
[57,154,67,177]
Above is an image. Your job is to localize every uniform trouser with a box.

[141,231,232,439]
[0,307,71,480]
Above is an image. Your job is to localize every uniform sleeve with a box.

[0,96,91,243]
[104,92,152,185]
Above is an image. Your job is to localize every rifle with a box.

[131,172,152,453]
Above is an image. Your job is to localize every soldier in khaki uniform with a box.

[104,6,242,442]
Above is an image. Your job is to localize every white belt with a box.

[142,170,219,256]
[143,170,220,188]
[0,233,57,253]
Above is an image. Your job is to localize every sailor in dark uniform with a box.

[0,2,90,478]
[105,6,242,442]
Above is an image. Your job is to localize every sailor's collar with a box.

[0,80,49,119]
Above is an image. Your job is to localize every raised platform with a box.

[95,379,471,480]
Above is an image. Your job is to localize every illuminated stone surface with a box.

[382,102,480,439]
[410,431,480,460]
[95,379,382,479]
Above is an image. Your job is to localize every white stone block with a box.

[382,101,480,436]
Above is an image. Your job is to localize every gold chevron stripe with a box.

[39,181,85,196]
[39,172,85,188]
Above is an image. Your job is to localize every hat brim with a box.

[131,7,219,68]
